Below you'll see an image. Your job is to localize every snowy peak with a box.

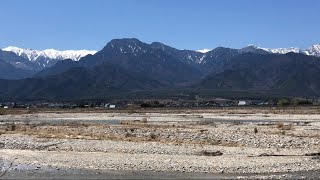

[261,47,300,54]
[196,49,212,53]
[239,44,320,57]
[306,44,320,56]
[262,45,320,57]
[2,46,97,61]
[104,38,149,55]
[239,45,270,54]
[199,44,320,57]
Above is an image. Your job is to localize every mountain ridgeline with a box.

[1,38,320,100]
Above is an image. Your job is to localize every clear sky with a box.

[0,0,319,51]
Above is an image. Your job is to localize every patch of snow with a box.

[200,55,206,64]
[196,49,211,53]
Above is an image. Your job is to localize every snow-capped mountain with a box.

[239,44,320,57]
[262,47,300,54]
[2,41,320,80]
[1,46,97,72]
[2,46,97,61]
[305,44,320,57]
[238,44,301,55]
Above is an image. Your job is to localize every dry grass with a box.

[0,109,6,115]
[141,117,148,123]
[276,122,284,129]
[0,121,242,147]
[197,150,223,156]
[3,106,320,116]
[149,133,157,140]
[276,122,294,130]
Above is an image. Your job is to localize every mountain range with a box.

[197,44,320,57]
[2,43,320,74]
[0,47,96,79]
[1,38,320,101]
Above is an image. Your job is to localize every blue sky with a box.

[0,0,319,51]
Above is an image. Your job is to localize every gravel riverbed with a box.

[1,111,320,179]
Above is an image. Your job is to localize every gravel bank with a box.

[0,111,320,177]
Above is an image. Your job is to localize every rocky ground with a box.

[0,109,320,179]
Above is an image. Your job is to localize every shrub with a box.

[276,122,284,129]
[254,127,258,133]
[149,133,156,140]
[277,99,290,106]
[127,106,136,114]
[141,103,152,108]
[276,122,293,130]
[0,109,6,115]
[141,117,148,123]
[199,150,223,156]
[282,124,293,130]
[6,123,16,131]
[124,132,131,138]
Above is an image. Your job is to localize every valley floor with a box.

[0,108,320,179]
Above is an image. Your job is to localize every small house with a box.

[238,101,246,106]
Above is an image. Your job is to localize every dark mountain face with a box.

[30,57,60,69]
[0,49,43,71]
[150,42,205,69]
[93,38,204,84]
[200,47,240,74]
[34,59,81,77]
[37,39,244,83]
[0,58,36,79]
[37,38,203,84]
[238,45,270,55]
[0,49,46,79]
[0,62,164,100]
[2,38,320,100]
[200,53,320,97]
[149,43,244,75]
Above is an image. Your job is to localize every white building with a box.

[109,104,116,108]
[238,101,247,106]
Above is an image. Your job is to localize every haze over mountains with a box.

[1,38,320,100]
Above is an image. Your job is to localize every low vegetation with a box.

[276,122,293,131]
[0,109,6,115]
[198,150,223,156]
[141,117,148,123]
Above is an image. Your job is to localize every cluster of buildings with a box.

[0,102,118,109]
[0,99,277,109]
[139,99,276,108]
[2,97,316,109]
